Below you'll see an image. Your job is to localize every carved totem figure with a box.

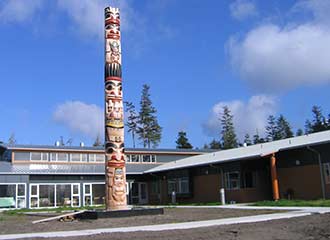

[104,6,127,210]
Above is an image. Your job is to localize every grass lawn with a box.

[252,199,330,207]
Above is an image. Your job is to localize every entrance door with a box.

[130,182,148,205]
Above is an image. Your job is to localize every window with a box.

[130,155,140,162]
[14,152,30,161]
[30,183,80,208]
[30,152,48,161]
[39,185,55,207]
[179,177,189,193]
[151,181,160,194]
[167,177,190,194]
[0,184,26,209]
[95,154,105,162]
[70,153,88,162]
[50,153,68,162]
[70,154,81,162]
[57,153,68,162]
[324,163,330,184]
[125,155,131,162]
[142,155,151,162]
[83,183,105,206]
[242,171,257,188]
[89,154,96,162]
[225,172,240,190]
[151,155,156,162]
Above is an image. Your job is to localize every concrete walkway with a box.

[1,206,330,239]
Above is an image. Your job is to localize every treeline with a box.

[175,105,330,150]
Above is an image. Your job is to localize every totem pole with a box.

[104,6,127,211]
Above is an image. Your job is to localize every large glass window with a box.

[30,183,80,208]
[56,185,71,207]
[0,184,26,209]
[83,183,105,206]
[225,172,240,190]
[39,185,55,207]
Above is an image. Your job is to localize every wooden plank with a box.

[32,210,86,224]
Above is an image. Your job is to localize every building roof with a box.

[145,130,330,173]
[0,162,161,175]
[4,144,212,155]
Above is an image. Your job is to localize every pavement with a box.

[1,206,330,239]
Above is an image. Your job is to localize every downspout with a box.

[307,146,326,199]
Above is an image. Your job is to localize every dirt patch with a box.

[0,208,279,235]
[29,212,330,240]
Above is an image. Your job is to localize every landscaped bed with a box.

[0,207,282,235]
[252,199,330,207]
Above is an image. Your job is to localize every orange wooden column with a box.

[270,153,280,201]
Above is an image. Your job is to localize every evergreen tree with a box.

[209,139,222,149]
[8,133,16,146]
[124,101,139,148]
[93,133,103,147]
[265,115,278,141]
[202,143,209,149]
[276,115,293,139]
[175,131,193,149]
[296,128,304,136]
[243,133,252,146]
[220,106,238,149]
[136,84,162,148]
[305,105,327,133]
[253,130,265,144]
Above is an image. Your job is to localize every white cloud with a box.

[229,0,257,21]
[228,0,330,93]
[203,95,277,140]
[56,0,136,39]
[0,0,43,23]
[53,101,103,139]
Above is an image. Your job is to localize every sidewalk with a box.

[1,206,330,240]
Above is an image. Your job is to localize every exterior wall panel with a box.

[277,165,322,200]
[191,174,221,203]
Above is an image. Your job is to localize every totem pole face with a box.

[104,6,127,210]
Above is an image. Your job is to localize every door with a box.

[139,182,148,204]
[130,182,148,205]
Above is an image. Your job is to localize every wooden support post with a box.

[270,153,280,201]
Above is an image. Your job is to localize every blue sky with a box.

[1,0,330,148]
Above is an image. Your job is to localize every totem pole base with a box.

[76,207,164,220]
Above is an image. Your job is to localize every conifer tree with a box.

[244,133,252,146]
[265,115,278,141]
[137,84,162,148]
[124,101,139,148]
[93,133,103,147]
[8,133,16,146]
[175,131,193,149]
[209,139,222,149]
[305,105,327,133]
[276,115,293,139]
[220,106,238,149]
[253,130,265,144]
[296,128,304,136]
